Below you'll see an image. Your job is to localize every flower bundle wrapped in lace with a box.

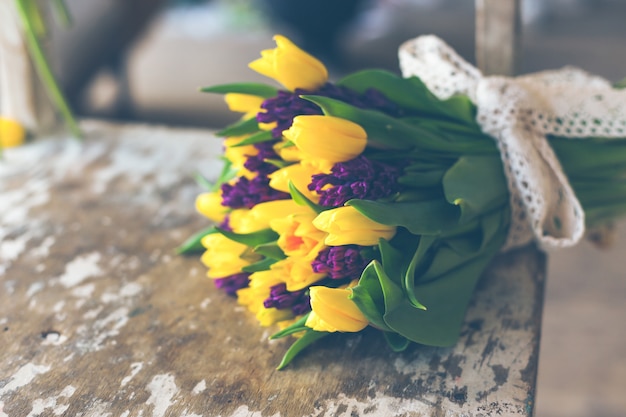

[179,35,626,368]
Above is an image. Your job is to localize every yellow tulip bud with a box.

[201,234,256,279]
[270,211,327,258]
[223,137,258,179]
[305,286,368,333]
[231,199,307,233]
[224,93,265,119]
[237,270,294,327]
[195,191,228,223]
[0,117,26,148]
[313,206,397,246]
[248,35,328,91]
[270,257,325,292]
[268,163,321,204]
[273,141,303,162]
[283,116,367,163]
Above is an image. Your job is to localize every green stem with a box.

[14,0,82,138]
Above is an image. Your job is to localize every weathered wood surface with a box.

[0,121,544,417]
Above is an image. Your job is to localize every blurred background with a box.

[44,1,626,416]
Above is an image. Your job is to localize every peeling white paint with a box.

[26,281,45,297]
[25,385,76,417]
[58,252,103,288]
[30,236,55,258]
[120,282,142,297]
[180,411,203,417]
[191,380,206,395]
[146,374,179,417]
[71,283,95,299]
[83,307,103,320]
[0,363,51,396]
[120,362,143,387]
[76,307,129,352]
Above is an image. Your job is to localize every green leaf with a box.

[302,95,495,155]
[383,251,495,347]
[230,130,274,147]
[383,332,411,352]
[194,172,214,191]
[288,181,325,214]
[175,226,216,255]
[337,69,477,125]
[350,261,392,331]
[403,235,435,309]
[442,155,508,223]
[217,117,260,137]
[276,330,329,370]
[201,82,279,98]
[615,77,626,89]
[397,170,446,187]
[378,237,410,285]
[213,158,237,191]
[242,257,276,273]
[51,0,73,27]
[216,227,278,247]
[373,261,406,313]
[270,314,311,339]
[254,243,286,260]
[348,199,460,235]
[264,159,291,169]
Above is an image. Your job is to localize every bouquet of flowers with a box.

[179,35,626,368]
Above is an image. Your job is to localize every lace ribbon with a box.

[399,35,626,249]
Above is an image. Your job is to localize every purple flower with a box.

[308,156,402,207]
[220,176,290,209]
[256,84,406,139]
[312,245,369,280]
[243,141,282,176]
[214,273,250,296]
[263,283,310,316]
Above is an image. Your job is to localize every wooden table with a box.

[0,121,544,416]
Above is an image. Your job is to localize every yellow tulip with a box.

[270,257,325,292]
[237,270,282,312]
[313,206,397,246]
[268,160,330,203]
[283,116,367,163]
[230,199,307,233]
[224,136,258,179]
[224,93,265,119]
[249,35,328,91]
[305,285,368,332]
[195,191,228,223]
[200,234,257,278]
[273,141,303,162]
[0,117,26,148]
[270,211,327,258]
[236,270,293,326]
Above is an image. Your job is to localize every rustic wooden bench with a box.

[0,121,544,416]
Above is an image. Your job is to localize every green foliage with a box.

[201,82,279,98]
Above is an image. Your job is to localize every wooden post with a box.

[475,0,521,76]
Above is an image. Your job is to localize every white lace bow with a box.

[399,35,626,249]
